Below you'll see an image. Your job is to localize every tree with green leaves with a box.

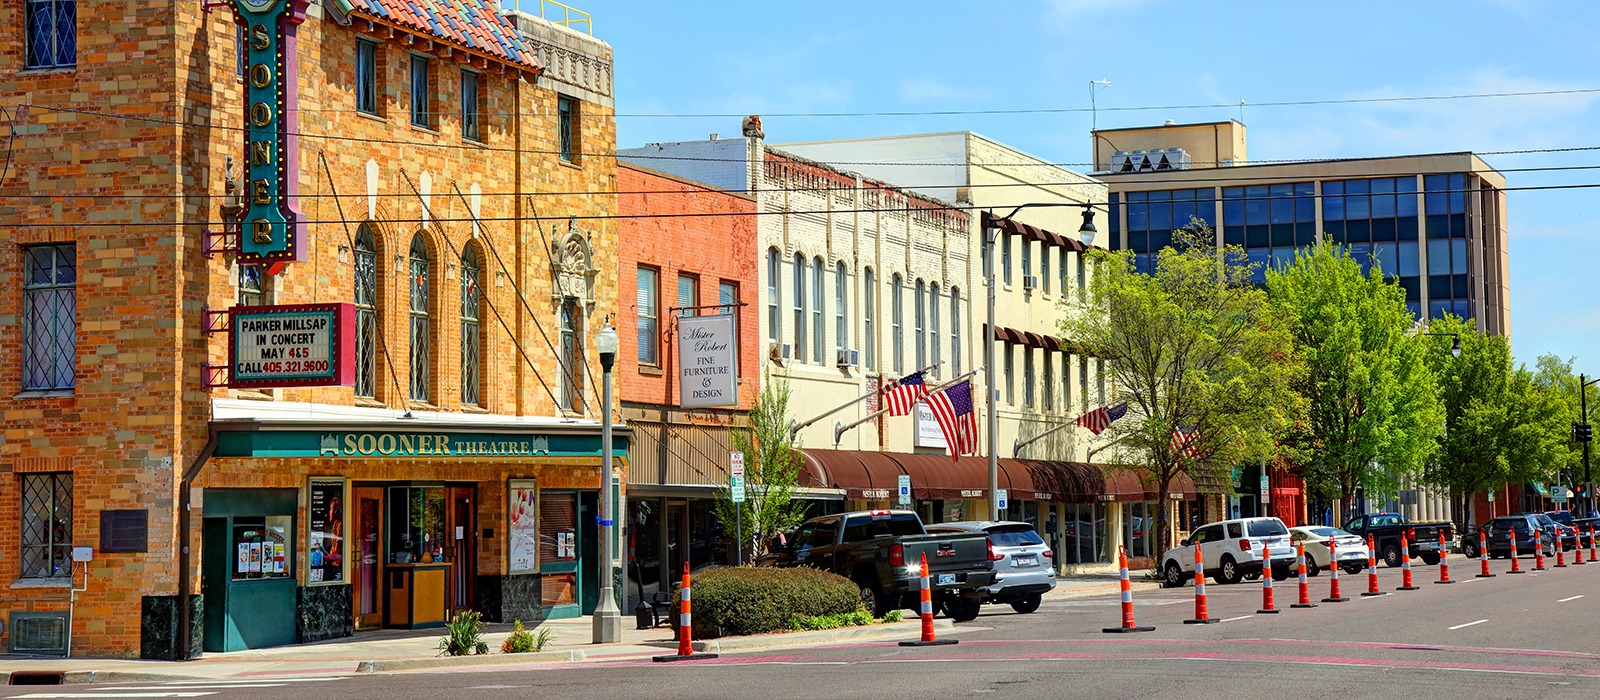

[1062,227,1301,555]
[712,374,810,561]
[1265,242,1441,524]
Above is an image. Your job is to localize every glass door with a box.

[353,487,384,630]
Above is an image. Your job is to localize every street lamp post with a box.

[1581,374,1598,517]
[982,204,1097,520]
[593,321,622,644]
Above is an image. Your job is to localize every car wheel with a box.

[1382,544,1403,568]
[1163,561,1186,588]
[1009,593,1042,615]
[1217,556,1242,584]
[945,597,982,622]
[1420,553,1441,566]
[1304,557,1321,577]
[1271,567,1291,582]
[1463,540,1481,559]
[856,580,891,619]
[1342,562,1365,576]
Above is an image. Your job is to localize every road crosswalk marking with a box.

[12,676,349,699]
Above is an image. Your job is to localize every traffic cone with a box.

[901,553,959,646]
[1185,542,1218,624]
[1556,531,1568,568]
[653,562,719,662]
[1589,525,1597,564]
[1508,527,1526,574]
[1436,531,1455,584]
[1322,537,1348,602]
[1291,541,1317,609]
[1361,534,1384,597]
[1104,545,1154,633]
[1258,546,1279,614]
[1534,530,1547,571]
[1476,529,1496,578]
[1575,529,1587,565]
[1396,532,1419,590]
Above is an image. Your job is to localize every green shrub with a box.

[499,619,552,654]
[438,611,488,656]
[674,566,859,637]
[883,609,903,623]
[786,609,876,631]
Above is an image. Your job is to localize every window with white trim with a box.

[636,266,659,365]
[793,254,807,363]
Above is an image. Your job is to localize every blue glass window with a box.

[1450,238,1467,275]
[1453,299,1471,319]
[1398,241,1420,277]
[25,0,75,69]
[1429,300,1452,320]
[1372,242,1398,277]
[1247,249,1270,284]
[1449,174,1467,214]
[1349,243,1371,274]
[1427,239,1451,276]
[1222,188,1244,226]
[356,40,378,115]
[410,55,431,128]
[1406,301,1422,320]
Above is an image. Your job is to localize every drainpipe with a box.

[176,431,218,660]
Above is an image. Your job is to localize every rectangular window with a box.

[1096,358,1106,405]
[236,23,247,80]
[1077,255,1087,297]
[1004,344,1014,405]
[558,95,577,162]
[891,276,903,373]
[766,250,780,344]
[677,273,697,318]
[1079,355,1089,411]
[1001,234,1013,285]
[23,244,76,390]
[928,285,940,375]
[636,266,659,365]
[864,270,876,370]
[1022,240,1032,287]
[1042,248,1051,294]
[355,40,378,115]
[1043,351,1054,411]
[793,256,807,364]
[460,69,480,141]
[1023,347,1035,407]
[1062,353,1072,411]
[949,288,960,375]
[914,282,926,371]
[812,261,824,365]
[25,0,75,69]
[1061,251,1071,299]
[409,55,431,128]
[20,473,72,578]
[835,265,848,355]
[719,281,738,315]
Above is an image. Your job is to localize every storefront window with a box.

[307,479,344,584]
[1059,503,1108,564]
[233,516,292,581]
[1124,501,1157,559]
[539,492,577,607]
[387,486,447,564]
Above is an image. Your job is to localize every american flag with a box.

[1074,401,1129,435]
[1171,426,1203,460]
[880,371,928,416]
[927,380,979,461]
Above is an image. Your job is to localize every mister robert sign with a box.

[678,314,738,408]
[229,303,355,388]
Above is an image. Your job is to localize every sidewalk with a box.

[0,573,1146,683]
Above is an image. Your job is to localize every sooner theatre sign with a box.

[230,304,355,388]
[232,0,309,271]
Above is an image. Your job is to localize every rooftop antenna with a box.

[1238,98,1246,125]
[1089,78,1112,132]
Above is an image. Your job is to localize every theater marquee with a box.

[231,0,310,271]
[229,303,355,388]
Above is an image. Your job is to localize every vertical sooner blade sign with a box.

[233,0,310,271]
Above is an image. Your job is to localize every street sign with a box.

[997,489,1009,511]
[897,475,911,506]
[730,451,744,478]
[730,474,746,503]
[1260,474,1270,504]
[1488,491,1495,503]
[1554,484,1569,504]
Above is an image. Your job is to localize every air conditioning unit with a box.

[1110,151,1132,173]
[768,341,792,362]
[836,348,860,367]
[1022,275,1039,290]
[1129,150,1152,172]
[1153,148,1191,171]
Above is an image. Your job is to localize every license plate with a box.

[937,573,957,586]
[1014,556,1037,567]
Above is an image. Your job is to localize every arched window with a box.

[863,268,876,370]
[460,245,482,406]
[891,274,903,374]
[914,279,926,371]
[949,286,961,375]
[408,233,431,403]
[835,262,848,358]
[812,257,824,365]
[793,253,806,363]
[766,248,781,345]
[929,282,941,375]
[354,225,378,398]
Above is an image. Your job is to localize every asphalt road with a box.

[8,556,1600,699]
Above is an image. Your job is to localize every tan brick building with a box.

[0,0,621,658]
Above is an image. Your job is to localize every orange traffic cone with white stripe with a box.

[653,562,719,662]
[1104,545,1154,633]
[1589,525,1597,564]
[1361,534,1384,597]
[1185,542,1218,624]
[1291,541,1317,609]
[1534,529,1548,571]
[901,553,958,646]
[1556,531,1569,568]
[1508,527,1526,574]
[1575,528,1587,565]
[1436,531,1455,584]
[1322,536,1348,602]
[1257,546,1279,614]
[1396,532,1420,590]
[1476,529,1496,578]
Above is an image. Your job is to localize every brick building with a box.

[0,0,621,658]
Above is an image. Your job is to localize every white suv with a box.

[1161,517,1296,587]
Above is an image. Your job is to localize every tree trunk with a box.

[1156,480,1172,557]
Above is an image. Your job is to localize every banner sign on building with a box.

[229,303,355,388]
[307,478,344,585]
[232,0,310,270]
[508,480,539,573]
[677,314,738,407]
[914,402,948,449]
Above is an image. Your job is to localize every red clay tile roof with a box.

[338,0,543,72]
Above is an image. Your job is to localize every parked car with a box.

[1529,512,1578,550]
[758,510,996,621]
[1479,514,1560,558]
[1288,526,1370,576]
[927,521,1056,614]
[1341,512,1453,567]
[1159,517,1295,587]
[1543,511,1595,548]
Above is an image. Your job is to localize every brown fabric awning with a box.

[800,451,1192,504]
[891,453,984,500]
[799,450,893,500]
[982,212,1090,253]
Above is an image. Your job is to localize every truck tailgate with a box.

[900,532,989,574]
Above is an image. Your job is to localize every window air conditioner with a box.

[1022,275,1039,290]
[836,348,860,367]
[769,341,792,362]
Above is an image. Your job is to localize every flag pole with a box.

[833,367,982,445]
[1014,406,1110,458]
[789,362,940,439]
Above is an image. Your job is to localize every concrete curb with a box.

[689,618,956,653]
[354,648,587,673]
[1,670,212,685]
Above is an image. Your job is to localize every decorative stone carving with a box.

[549,218,598,313]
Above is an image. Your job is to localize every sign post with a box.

[997,489,1009,512]
[730,452,745,564]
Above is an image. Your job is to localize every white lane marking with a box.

[161,679,346,685]
[99,686,282,691]
[1219,615,1255,622]
[1460,577,1487,583]
[1448,619,1489,630]
[14,694,214,699]
[1558,595,1585,603]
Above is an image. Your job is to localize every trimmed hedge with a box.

[675,566,860,638]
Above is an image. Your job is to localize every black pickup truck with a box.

[1342,512,1454,567]
[759,510,996,621]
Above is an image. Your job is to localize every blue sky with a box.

[521,0,1599,370]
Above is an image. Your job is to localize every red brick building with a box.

[0,0,621,658]
[614,163,760,602]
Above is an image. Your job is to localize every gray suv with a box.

[926,521,1056,614]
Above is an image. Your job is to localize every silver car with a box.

[926,521,1056,614]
